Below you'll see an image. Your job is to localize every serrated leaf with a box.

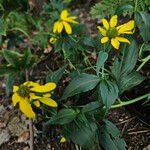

[46,65,66,84]
[2,50,22,68]
[99,80,119,108]
[96,51,108,76]
[49,109,78,125]
[61,73,100,100]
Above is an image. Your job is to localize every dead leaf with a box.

[23,146,30,150]
[17,129,29,143]
[0,129,10,146]
[0,122,6,128]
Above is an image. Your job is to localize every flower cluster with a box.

[97,15,134,49]
[12,81,57,118]
[53,9,78,35]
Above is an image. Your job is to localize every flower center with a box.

[18,85,30,97]
[107,27,118,38]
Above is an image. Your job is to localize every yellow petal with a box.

[49,37,57,44]
[117,20,134,34]
[102,18,109,30]
[61,10,69,20]
[111,38,120,49]
[101,37,109,43]
[53,21,60,33]
[30,82,56,93]
[19,98,35,118]
[13,86,19,92]
[33,101,40,107]
[57,22,64,33]
[110,15,118,27]
[39,97,58,107]
[97,26,106,36]
[60,137,66,143]
[119,31,133,35]
[30,93,41,100]
[43,93,51,98]
[23,81,39,87]
[116,37,130,44]
[64,17,78,24]
[12,93,20,106]
[63,21,72,34]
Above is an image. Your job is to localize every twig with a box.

[26,69,34,150]
[128,130,150,135]
[29,119,34,150]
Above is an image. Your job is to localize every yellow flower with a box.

[12,81,57,118]
[53,9,78,35]
[60,137,66,143]
[49,37,57,44]
[97,15,135,49]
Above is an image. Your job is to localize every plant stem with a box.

[26,69,34,150]
[136,55,150,71]
[111,93,150,109]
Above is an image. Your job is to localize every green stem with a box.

[136,55,150,71]
[134,0,138,12]
[111,93,150,109]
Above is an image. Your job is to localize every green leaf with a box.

[5,73,16,95]
[82,101,102,113]
[98,120,127,150]
[112,39,138,78]
[0,65,17,76]
[96,51,108,76]
[116,4,134,16]
[49,109,78,125]
[135,11,150,42]
[111,39,142,94]
[61,73,100,100]
[99,80,119,108]
[21,49,34,68]
[119,71,145,94]
[0,19,7,36]
[2,50,22,68]
[63,114,97,150]
[46,65,66,84]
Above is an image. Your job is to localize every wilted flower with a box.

[53,9,78,35]
[97,15,134,49]
[12,81,57,118]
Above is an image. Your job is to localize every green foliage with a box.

[96,51,108,76]
[46,65,66,84]
[98,120,127,150]
[90,0,150,18]
[99,79,119,108]
[0,49,34,94]
[112,39,145,94]
[135,11,150,42]
[90,0,133,18]
[49,108,78,125]
[61,73,100,100]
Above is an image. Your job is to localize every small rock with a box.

[23,146,30,150]
[0,129,10,146]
